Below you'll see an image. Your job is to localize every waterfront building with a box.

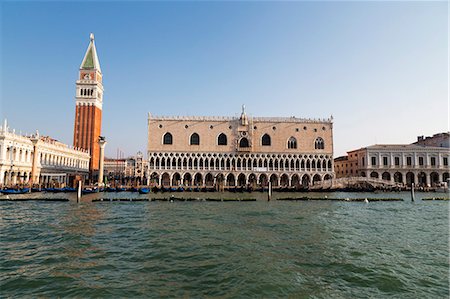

[334,139,450,186]
[105,151,148,186]
[73,33,104,173]
[147,106,334,189]
[0,120,90,186]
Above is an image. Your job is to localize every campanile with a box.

[73,33,104,172]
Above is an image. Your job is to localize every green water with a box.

[0,192,448,298]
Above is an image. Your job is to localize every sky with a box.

[0,1,448,158]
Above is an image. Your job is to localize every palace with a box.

[0,120,90,186]
[334,135,450,187]
[147,107,334,189]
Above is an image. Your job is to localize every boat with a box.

[176,187,184,192]
[105,187,116,192]
[31,188,42,192]
[139,188,150,194]
[1,188,30,194]
[116,187,126,192]
[82,188,97,194]
[128,187,139,192]
[63,187,77,192]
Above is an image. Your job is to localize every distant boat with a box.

[176,187,184,192]
[105,187,116,192]
[63,187,77,192]
[129,187,139,192]
[31,188,42,192]
[139,188,150,194]
[1,188,30,194]
[116,187,126,192]
[82,188,97,194]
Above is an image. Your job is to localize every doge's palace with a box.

[147,106,334,189]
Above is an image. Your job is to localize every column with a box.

[98,136,107,187]
[30,136,39,184]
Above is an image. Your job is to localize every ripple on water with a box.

[0,194,448,298]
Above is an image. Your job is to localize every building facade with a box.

[73,33,104,172]
[147,107,334,189]
[0,120,90,186]
[105,152,148,185]
[334,143,449,187]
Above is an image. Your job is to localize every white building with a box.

[0,120,90,186]
[337,144,449,187]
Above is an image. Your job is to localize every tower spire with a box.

[80,33,101,72]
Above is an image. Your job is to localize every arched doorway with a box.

[237,173,246,187]
[382,172,391,181]
[312,174,321,185]
[291,174,300,188]
[205,173,214,187]
[226,173,235,186]
[248,173,257,187]
[259,174,268,187]
[183,173,192,186]
[430,172,439,186]
[269,174,278,187]
[194,173,203,186]
[370,172,379,179]
[323,174,332,181]
[406,172,415,186]
[394,172,403,183]
[280,174,289,186]
[172,173,181,186]
[161,173,170,187]
[301,174,310,187]
[418,172,427,186]
[443,172,450,184]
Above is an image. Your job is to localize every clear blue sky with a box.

[1,1,447,158]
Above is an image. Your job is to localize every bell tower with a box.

[73,33,104,172]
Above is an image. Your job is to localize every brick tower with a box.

[73,33,104,173]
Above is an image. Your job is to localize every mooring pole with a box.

[268,181,272,201]
[411,183,415,202]
[77,180,82,203]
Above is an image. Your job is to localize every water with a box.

[1,192,448,298]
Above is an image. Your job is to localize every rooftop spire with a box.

[240,104,248,126]
[80,33,101,72]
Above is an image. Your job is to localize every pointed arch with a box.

[218,133,227,145]
[315,137,324,149]
[190,133,200,145]
[262,134,271,146]
[288,137,297,149]
[163,132,173,145]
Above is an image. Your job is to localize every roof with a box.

[364,144,448,151]
[80,33,101,72]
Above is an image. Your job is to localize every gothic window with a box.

[190,133,200,145]
[239,138,249,148]
[218,133,227,145]
[314,137,324,150]
[288,137,297,149]
[163,133,173,145]
[262,134,271,146]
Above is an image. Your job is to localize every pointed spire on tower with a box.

[80,33,102,72]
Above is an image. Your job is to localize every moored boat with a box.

[139,188,150,194]
[1,188,30,194]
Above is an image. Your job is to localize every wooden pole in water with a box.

[411,183,415,201]
[77,180,82,203]
[268,181,272,201]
